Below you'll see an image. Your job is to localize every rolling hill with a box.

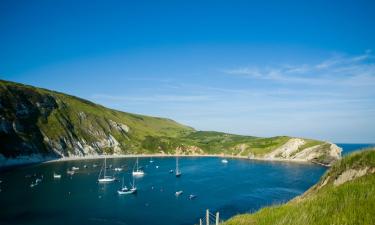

[0,80,341,166]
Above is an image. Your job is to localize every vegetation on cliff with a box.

[0,80,339,165]
[223,149,375,225]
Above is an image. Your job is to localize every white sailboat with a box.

[53,173,61,179]
[132,157,144,177]
[221,159,228,164]
[175,156,182,177]
[98,157,115,183]
[118,177,137,195]
[149,157,154,163]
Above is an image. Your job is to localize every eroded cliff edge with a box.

[0,80,341,166]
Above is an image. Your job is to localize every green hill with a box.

[0,80,340,165]
[223,148,375,225]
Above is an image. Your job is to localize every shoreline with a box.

[44,153,316,166]
[1,153,325,168]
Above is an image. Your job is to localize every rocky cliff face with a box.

[0,80,193,164]
[264,138,341,166]
[0,80,341,166]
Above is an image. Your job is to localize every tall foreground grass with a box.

[224,149,375,225]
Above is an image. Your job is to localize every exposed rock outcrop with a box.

[333,167,375,186]
[264,138,342,166]
[0,80,341,167]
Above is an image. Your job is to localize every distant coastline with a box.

[0,153,317,169]
[45,153,315,166]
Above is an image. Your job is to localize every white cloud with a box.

[221,51,375,86]
[89,51,375,142]
[92,94,215,103]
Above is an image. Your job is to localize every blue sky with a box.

[1,0,375,143]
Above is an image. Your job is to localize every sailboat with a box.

[53,173,61,179]
[149,157,154,163]
[175,156,182,177]
[118,177,137,195]
[132,157,145,177]
[98,157,115,183]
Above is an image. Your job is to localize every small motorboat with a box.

[53,173,62,179]
[189,194,197,200]
[221,159,228,164]
[67,170,75,175]
[72,166,80,171]
[93,164,98,168]
[30,178,42,188]
[175,190,183,196]
[155,165,159,169]
[114,167,123,171]
[83,165,88,168]
[169,170,174,173]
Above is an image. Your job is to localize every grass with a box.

[223,149,375,225]
[0,79,332,162]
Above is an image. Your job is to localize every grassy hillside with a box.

[223,149,375,225]
[0,80,194,156]
[0,80,337,165]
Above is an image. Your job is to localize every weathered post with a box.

[216,212,220,225]
[206,209,210,225]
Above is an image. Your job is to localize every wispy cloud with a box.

[92,94,215,103]
[221,51,375,86]
[88,51,375,142]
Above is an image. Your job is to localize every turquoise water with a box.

[0,157,324,225]
[0,143,370,225]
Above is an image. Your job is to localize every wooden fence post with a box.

[206,209,210,225]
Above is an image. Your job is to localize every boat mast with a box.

[103,157,107,177]
[132,176,136,188]
[176,157,179,173]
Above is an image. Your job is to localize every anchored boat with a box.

[175,156,182,177]
[98,157,116,183]
[53,173,61,179]
[132,157,144,177]
[118,177,137,195]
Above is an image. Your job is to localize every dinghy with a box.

[189,194,197,200]
[53,173,61,179]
